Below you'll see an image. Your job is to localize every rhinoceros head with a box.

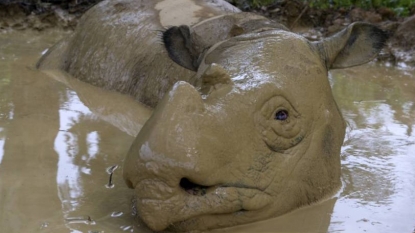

[123,22,387,231]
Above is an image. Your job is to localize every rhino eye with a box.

[255,96,304,152]
[275,110,288,121]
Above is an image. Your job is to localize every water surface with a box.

[0,31,414,233]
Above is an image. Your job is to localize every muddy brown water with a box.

[0,31,414,233]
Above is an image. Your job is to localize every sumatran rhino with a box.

[37,0,388,231]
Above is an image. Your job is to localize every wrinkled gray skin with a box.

[37,0,387,231]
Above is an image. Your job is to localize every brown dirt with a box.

[0,1,101,31]
[245,0,415,67]
[376,15,415,66]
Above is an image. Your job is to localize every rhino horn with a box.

[199,63,233,94]
[314,22,388,69]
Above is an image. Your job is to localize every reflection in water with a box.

[52,76,144,232]
[0,31,64,233]
[0,43,13,164]
[55,91,93,214]
[87,132,100,159]
[0,31,147,233]
[329,64,415,233]
[43,69,152,138]
[0,31,414,233]
[0,128,4,164]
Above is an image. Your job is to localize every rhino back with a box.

[38,0,239,107]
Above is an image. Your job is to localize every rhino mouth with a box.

[180,177,209,196]
[134,177,273,231]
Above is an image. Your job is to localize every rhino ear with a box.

[314,22,388,69]
[162,25,201,71]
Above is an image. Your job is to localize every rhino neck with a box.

[189,12,289,58]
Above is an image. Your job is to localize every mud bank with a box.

[1,0,414,66]
[0,0,101,31]
[245,0,415,67]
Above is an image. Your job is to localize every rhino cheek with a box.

[251,101,345,216]
[322,125,336,157]
[271,120,344,206]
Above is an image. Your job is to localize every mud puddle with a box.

[0,31,414,233]
[0,30,151,233]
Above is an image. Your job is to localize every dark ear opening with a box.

[314,22,389,69]
[162,25,200,71]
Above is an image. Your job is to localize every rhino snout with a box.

[134,176,273,231]
[126,130,273,231]
[123,81,274,231]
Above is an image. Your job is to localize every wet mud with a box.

[0,31,414,232]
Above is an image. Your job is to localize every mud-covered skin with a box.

[124,25,386,231]
[37,0,241,107]
[37,0,387,231]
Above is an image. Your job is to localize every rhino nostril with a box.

[179,178,209,196]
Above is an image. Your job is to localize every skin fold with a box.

[37,0,388,231]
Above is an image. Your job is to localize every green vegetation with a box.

[228,0,415,16]
[227,0,280,9]
[307,0,415,16]
[250,0,276,7]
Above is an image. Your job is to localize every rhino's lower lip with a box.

[169,208,252,231]
[135,183,272,231]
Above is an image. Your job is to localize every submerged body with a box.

[37,0,387,231]
[37,0,241,107]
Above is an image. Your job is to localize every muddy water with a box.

[0,31,152,233]
[0,31,414,233]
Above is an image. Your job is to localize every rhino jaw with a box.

[134,181,273,231]
[128,137,274,231]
